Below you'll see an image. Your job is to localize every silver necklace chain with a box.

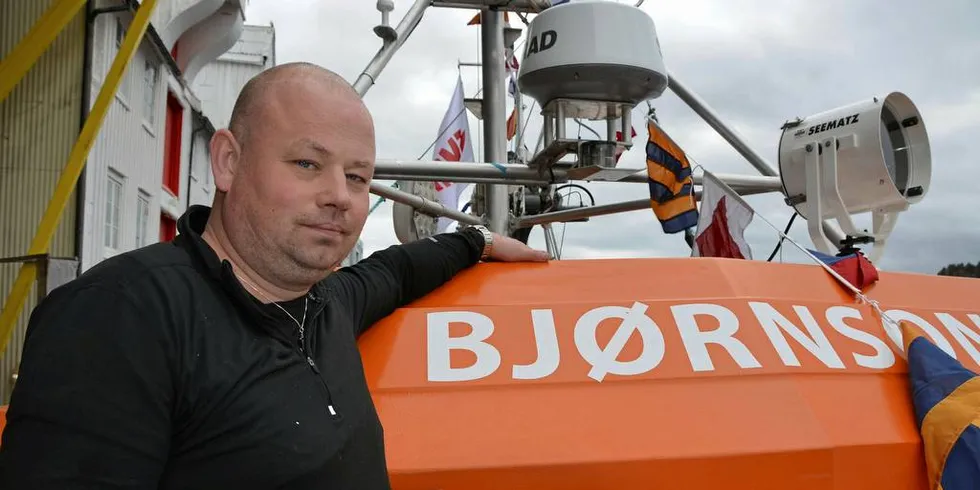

[236,274,309,344]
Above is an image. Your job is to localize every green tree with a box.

[937,261,980,278]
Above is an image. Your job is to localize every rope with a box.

[738,183,903,340]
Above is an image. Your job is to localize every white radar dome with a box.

[517,0,668,106]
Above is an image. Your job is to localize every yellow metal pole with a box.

[0,0,161,357]
[0,0,88,104]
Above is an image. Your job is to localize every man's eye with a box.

[347,174,367,184]
[296,160,317,169]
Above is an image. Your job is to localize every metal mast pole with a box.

[480,8,510,234]
[352,0,429,97]
[666,71,847,247]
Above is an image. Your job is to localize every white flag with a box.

[691,171,755,259]
[430,76,475,233]
[505,47,519,97]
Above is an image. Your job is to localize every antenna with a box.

[373,0,397,43]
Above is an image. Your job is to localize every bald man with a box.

[0,62,547,489]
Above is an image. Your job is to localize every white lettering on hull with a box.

[670,303,761,372]
[574,302,665,382]
[424,302,980,383]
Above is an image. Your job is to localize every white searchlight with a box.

[777,92,931,263]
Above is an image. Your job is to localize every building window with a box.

[143,60,158,126]
[115,18,125,49]
[114,17,130,105]
[104,170,124,251]
[162,93,184,195]
[160,214,177,242]
[136,191,150,247]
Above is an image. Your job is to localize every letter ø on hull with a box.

[574,302,665,382]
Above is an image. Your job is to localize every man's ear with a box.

[210,128,242,193]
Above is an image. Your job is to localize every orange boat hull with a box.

[359,257,980,489]
[1,258,976,488]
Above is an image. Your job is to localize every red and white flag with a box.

[431,75,475,233]
[691,171,755,259]
[614,125,636,163]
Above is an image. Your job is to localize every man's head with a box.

[207,62,375,291]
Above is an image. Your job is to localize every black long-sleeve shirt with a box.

[0,204,485,490]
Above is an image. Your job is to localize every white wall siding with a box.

[186,23,278,208]
[0,0,261,402]
[81,12,189,271]
[155,0,248,51]
[178,2,245,83]
[79,6,268,272]
[193,53,262,130]
[193,24,275,129]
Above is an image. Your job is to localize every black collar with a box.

[174,204,226,282]
[173,205,330,336]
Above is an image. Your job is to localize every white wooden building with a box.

[0,0,281,403]
[79,4,277,271]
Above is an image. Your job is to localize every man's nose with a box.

[315,167,352,210]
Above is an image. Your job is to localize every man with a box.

[0,62,548,489]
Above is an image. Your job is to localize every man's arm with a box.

[329,227,485,336]
[0,283,174,489]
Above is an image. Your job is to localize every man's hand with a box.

[488,233,550,262]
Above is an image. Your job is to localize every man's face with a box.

[218,76,375,284]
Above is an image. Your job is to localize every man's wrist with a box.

[460,225,493,261]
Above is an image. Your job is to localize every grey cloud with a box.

[245,0,979,273]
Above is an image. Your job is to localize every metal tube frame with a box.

[666,70,847,245]
[352,0,429,97]
[480,8,510,234]
[373,159,785,191]
[518,198,663,227]
[0,0,853,360]
[0,0,162,357]
[516,187,775,228]
[513,76,524,157]
[352,1,832,242]
[379,175,550,187]
[667,72,778,177]
[370,183,482,226]
[430,0,552,12]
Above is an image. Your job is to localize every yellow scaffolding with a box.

[0,0,162,356]
[0,0,87,104]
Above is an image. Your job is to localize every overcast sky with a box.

[242,0,978,275]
